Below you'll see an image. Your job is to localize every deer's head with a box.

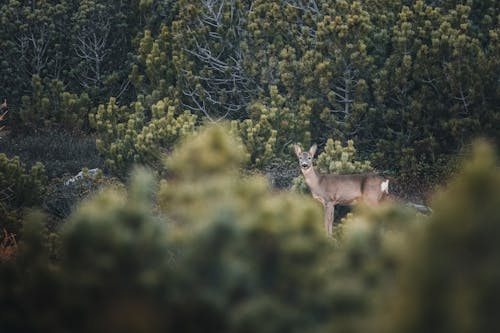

[294,144,317,171]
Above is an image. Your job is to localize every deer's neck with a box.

[301,166,321,194]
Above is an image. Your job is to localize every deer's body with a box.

[295,144,389,235]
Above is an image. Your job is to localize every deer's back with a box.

[319,173,386,205]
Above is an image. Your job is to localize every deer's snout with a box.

[301,162,309,168]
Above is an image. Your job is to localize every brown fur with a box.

[295,144,389,235]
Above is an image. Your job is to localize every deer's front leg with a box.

[324,202,335,236]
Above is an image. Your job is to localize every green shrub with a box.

[91,96,196,174]
[377,140,500,333]
[231,86,311,168]
[0,153,47,234]
[19,75,91,131]
[2,129,499,333]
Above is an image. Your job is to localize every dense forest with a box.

[0,0,499,332]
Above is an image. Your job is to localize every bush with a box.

[2,129,499,333]
[230,87,312,168]
[0,153,47,234]
[91,96,196,175]
[376,140,500,333]
[19,76,91,131]
[0,126,335,333]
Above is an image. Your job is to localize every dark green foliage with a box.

[377,140,500,333]
[2,0,498,186]
[0,174,173,333]
[0,0,173,132]
[0,154,46,208]
[0,153,47,234]
[19,75,92,131]
[171,0,255,120]
[365,0,499,187]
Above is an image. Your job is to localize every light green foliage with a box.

[243,0,315,87]
[377,140,500,333]
[316,139,372,174]
[91,97,196,174]
[134,99,197,168]
[292,138,372,193]
[232,86,311,167]
[309,1,376,137]
[130,26,176,106]
[91,18,197,175]
[92,97,136,171]
[165,125,246,180]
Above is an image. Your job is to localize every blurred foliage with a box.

[0,128,499,333]
[0,228,18,262]
[166,125,247,179]
[376,140,500,333]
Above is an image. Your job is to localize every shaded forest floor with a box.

[1,129,104,179]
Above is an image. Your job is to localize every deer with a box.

[294,144,389,235]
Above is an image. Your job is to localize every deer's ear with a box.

[294,144,302,157]
[309,144,317,157]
